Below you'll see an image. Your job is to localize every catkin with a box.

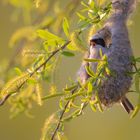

[70,31,87,52]
[1,72,30,96]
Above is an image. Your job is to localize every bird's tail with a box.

[120,97,134,114]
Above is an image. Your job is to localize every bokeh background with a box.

[0,1,140,140]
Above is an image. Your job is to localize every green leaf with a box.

[105,67,111,75]
[62,17,70,38]
[85,65,95,77]
[90,101,97,112]
[65,92,83,100]
[67,44,77,51]
[76,12,86,20]
[95,92,103,112]
[59,98,65,110]
[130,105,140,119]
[42,93,65,100]
[62,109,81,122]
[61,51,75,57]
[135,57,140,62]
[99,48,103,57]
[14,67,22,76]
[135,74,140,93]
[56,132,67,140]
[27,79,37,84]
[64,84,78,92]
[87,81,93,94]
[88,0,95,9]
[62,115,73,122]
[79,20,91,30]
[84,58,102,62]
[37,29,64,41]
[97,102,103,112]
[102,55,108,61]
[81,1,90,9]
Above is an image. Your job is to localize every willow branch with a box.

[50,86,78,140]
[0,41,71,106]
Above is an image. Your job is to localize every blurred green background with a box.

[0,1,140,140]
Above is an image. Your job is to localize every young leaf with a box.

[67,44,78,51]
[85,65,95,77]
[37,29,64,41]
[62,17,70,38]
[42,93,65,100]
[76,12,86,20]
[63,84,78,92]
[95,92,103,112]
[56,132,67,140]
[90,101,97,112]
[62,109,81,122]
[14,67,22,76]
[99,48,103,57]
[97,102,103,112]
[130,105,140,119]
[135,57,140,62]
[81,1,90,9]
[27,78,37,85]
[84,58,102,62]
[59,98,65,110]
[105,67,111,75]
[61,51,75,57]
[88,0,95,9]
[135,74,140,93]
[65,92,83,100]
[87,81,93,95]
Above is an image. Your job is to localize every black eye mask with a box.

[90,38,106,47]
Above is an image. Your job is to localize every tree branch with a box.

[50,86,78,140]
[0,41,71,106]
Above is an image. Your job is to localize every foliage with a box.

[0,0,140,140]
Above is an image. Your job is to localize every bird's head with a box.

[90,37,106,48]
[90,33,106,48]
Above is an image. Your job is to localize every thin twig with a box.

[0,41,70,106]
[0,94,11,106]
[51,86,78,140]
